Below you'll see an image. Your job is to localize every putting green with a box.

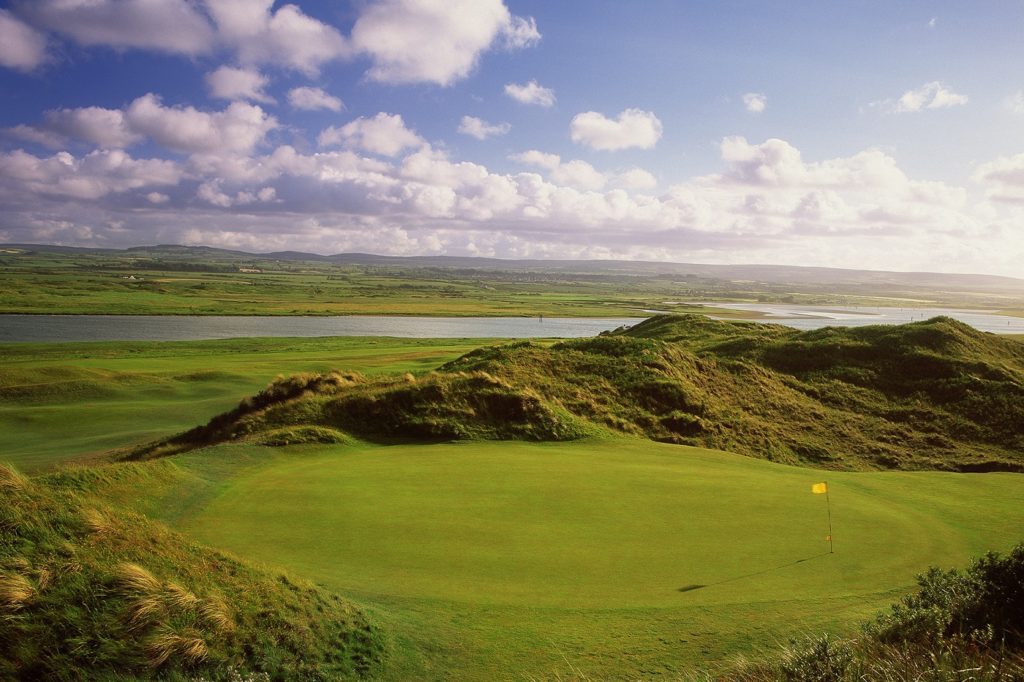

[168,438,1024,678]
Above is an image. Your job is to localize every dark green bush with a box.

[868,543,1024,648]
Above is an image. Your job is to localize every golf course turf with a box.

[119,437,1024,679]
[3,322,1024,679]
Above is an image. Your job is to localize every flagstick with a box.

[825,482,834,554]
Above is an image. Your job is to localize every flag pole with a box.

[825,481,834,554]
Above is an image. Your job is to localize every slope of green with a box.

[0,336,490,472]
[145,315,1024,472]
[94,438,1024,680]
[0,463,382,680]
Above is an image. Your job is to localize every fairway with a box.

[0,336,490,471]
[161,438,1024,678]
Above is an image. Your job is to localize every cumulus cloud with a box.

[5,124,64,148]
[318,113,425,157]
[21,0,214,55]
[509,150,606,190]
[457,116,510,140]
[197,179,279,208]
[0,9,48,71]
[350,0,540,85]
[509,150,560,171]
[1,130,1018,275]
[1006,91,1024,115]
[0,149,180,199]
[743,92,767,114]
[973,153,1024,203]
[570,109,663,151]
[125,94,278,155]
[288,87,343,112]
[206,66,274,103]
[873,81,969,113]
[205,0,349,75]
[615,167,658,191]
[8,106,141,149]
[8,97,276,155]
[504,80,555,107]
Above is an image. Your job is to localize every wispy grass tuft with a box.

[145,626,208,668]
[0,572,34,611]
[0,464,29,492]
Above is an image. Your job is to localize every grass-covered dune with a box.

[0,463,382,680]
[138,315,1024,472]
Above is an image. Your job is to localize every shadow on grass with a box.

[677,551,832,593]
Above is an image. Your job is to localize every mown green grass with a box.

[0,336,490,472]
[112,438,1024,680]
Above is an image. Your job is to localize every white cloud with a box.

[22,0,214,55]
[615,167,658,191]
[551,160,606,191]
[1006,91,1024,115]
[43,106,142,149]
[350,0,540,86]
[0,149,181,199]
[288,87,344,112]
[927,17,937,29]
[504,80,555,107]
[2,132,1018,276]
[204,0,349,75]
[206,66,274,104]
[457,116,510,140]
[509,150,606,190]
[570,109,663,151]
[973,153,1024,203]
[0,9,48,71]
[8,106,141,149]
[875,81,969,113]
[318,113,425,157]
[125,94,278,155]
[743,92,767,114]
[5,124,64,148]
[509,150,561,171]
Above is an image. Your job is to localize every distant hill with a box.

[5,242,1024,295]
[130,315,1024,472]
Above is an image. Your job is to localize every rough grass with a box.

[135,315,1024,472]
[0,462,383,680]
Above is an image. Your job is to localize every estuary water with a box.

[0,315,644,343]
[700,303,1024,334]
[0,305,1021,343]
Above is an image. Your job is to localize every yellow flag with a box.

[811,482,828,494]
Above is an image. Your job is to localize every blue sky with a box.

[0,0,1022,275]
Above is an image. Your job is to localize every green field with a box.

[6,245,1022,317]
[0,336,489,471]
[90,437,1024,679]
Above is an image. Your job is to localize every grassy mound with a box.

[0,463,382,680]
[133,315,1024,471]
